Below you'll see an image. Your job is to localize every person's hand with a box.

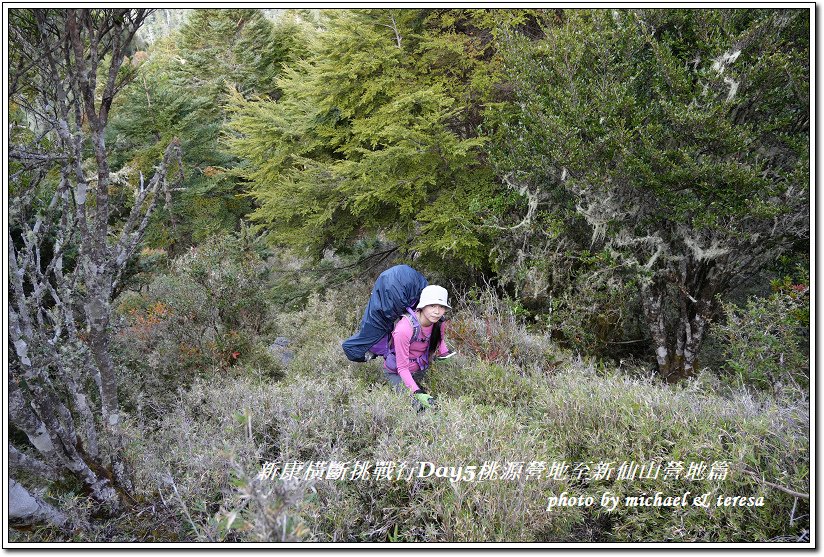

[413,389,435,409]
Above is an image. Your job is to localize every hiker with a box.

[383,285,455,410]
[342,264,428,363]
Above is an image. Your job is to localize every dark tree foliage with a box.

[490,9,809,379]
[108,9,308,254]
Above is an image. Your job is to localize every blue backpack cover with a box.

[342,265,428,362]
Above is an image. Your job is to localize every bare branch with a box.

[112,139,183,277]
[741,469,809,500]
[8,8,157,508]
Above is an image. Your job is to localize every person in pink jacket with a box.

[383,285,455,409]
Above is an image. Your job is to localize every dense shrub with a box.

[120,375,308,542]
[528,366,809,542]
[112,232,280,421]
[544,271,647,360]
[446,284,566,374]
[714,278,810,400]
[110,355,808,543]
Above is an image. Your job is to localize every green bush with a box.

[527,365,809,542]
[428,360,537,411]
[112,232,279,421]
[120,356,808,543]
[714,278,810,399]
[446,284,565,374]
[544,270,645,359]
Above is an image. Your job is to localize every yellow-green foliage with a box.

[224,9,511,266]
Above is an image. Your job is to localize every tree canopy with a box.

[490,8,809,378]
[225,9,519,268]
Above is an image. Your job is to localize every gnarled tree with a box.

[492,8,809,380]
[8,8,182,522]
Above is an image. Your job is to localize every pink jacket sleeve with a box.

[391,318,421,392]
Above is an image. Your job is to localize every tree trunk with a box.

[681,312,708,377]
[641,260,719,382]
[640,281,674,379]
[9,379,119,508]
[675,259,720,380]
[9,444,61,481]
[9,479,69,529]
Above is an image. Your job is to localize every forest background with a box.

[6,7,811,544]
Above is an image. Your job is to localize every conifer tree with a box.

[108,9,308,252]
[225,9,517,268]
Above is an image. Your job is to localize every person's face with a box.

[421,304,448,324]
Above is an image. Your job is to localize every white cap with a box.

[417,285,451,309]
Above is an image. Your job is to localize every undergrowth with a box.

[10,258,810,544]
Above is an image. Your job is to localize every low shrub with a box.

[713,277,810,400]
[446,284,565,374]
[112,232,278,422]
[428,359,537,411]
[118,375,305,542]
[526,364,810,542]
[113,353,808,543]
[15,256,807,544]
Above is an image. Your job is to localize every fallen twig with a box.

[741,469,809,500]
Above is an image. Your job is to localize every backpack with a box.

[342,265,428,363]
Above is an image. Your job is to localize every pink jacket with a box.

[386,315,449,392]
